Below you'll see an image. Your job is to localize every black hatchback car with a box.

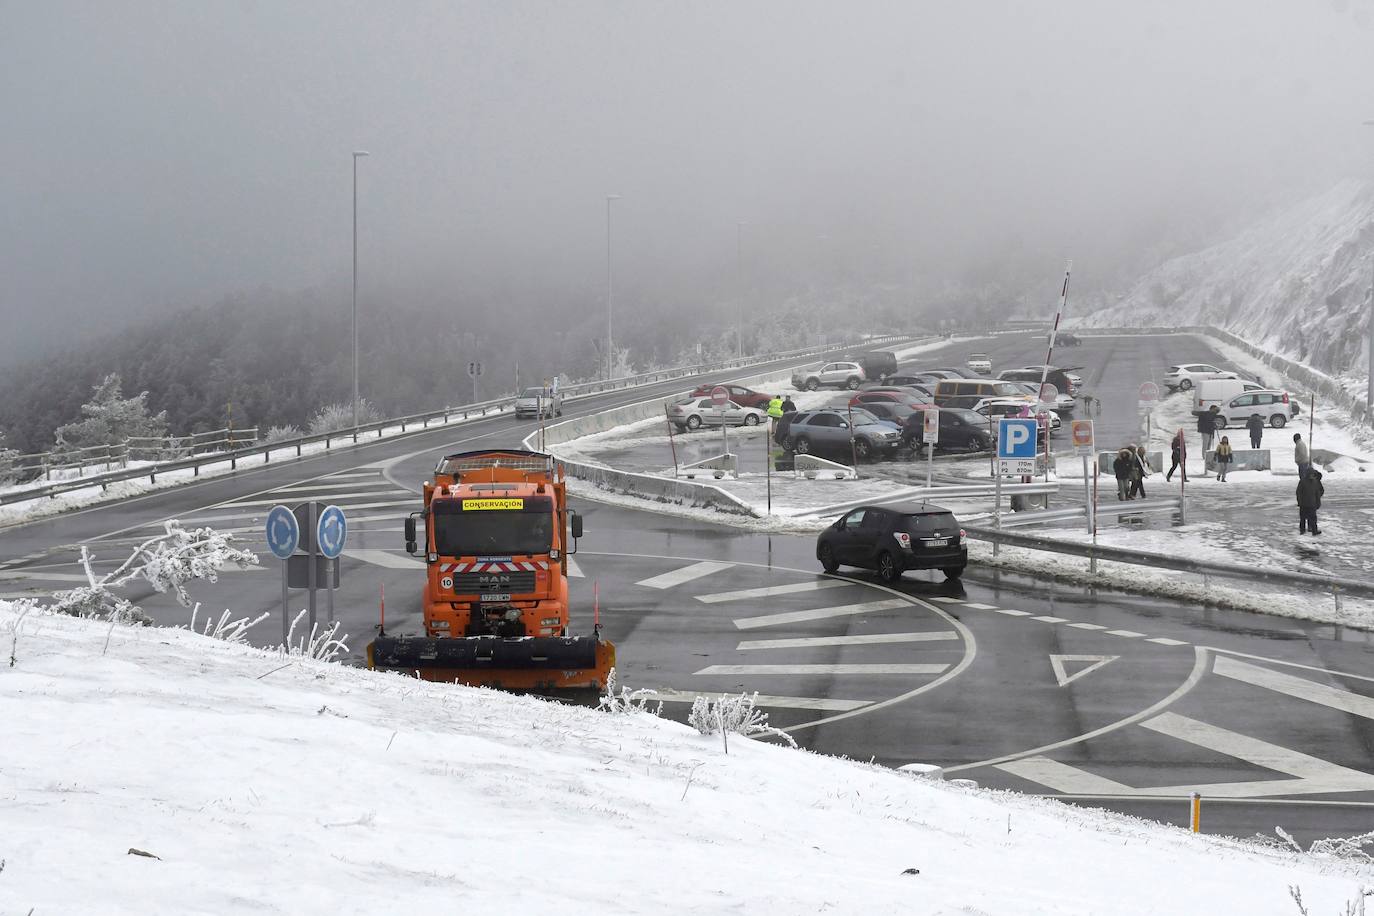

[816,504,967,581]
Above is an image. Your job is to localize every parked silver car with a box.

[668,397,766,431]
[515,387,563,419]
[781,408,902,460]
[791,361,867,391]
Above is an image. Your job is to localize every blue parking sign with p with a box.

[997,418,1039,459]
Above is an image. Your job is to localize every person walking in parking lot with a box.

[1114,447,1134,501]
[1166,430,1187,483]
[781,395,796,414]
[766,395,784,434]
[1128,444,1150,499]
[1198,404,1220,456]
[1247,413,1264,450]
[1294,432,1311,480]
[1297,468,1324,535]
[1215,435,1234,481]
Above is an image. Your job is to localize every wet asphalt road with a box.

[4,332,1374,844]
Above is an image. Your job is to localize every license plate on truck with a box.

[481,593,511,602]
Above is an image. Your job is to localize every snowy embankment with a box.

[3,601,1371,915]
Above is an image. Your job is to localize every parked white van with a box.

[1192,378,1265,415]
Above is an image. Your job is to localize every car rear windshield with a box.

[898,512,957,535]
[993,383,1024,396]
[520,388,547,397]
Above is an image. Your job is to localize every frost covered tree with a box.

[308,399,380,435]
[52,373,169,453]
[48,520,258,623]
[0,428,18,485]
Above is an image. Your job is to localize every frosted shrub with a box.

[308,400,380,435]
[598,667,663,716]
[265,424,303,443]
[688,692,796,749]
[187,603,269,645]
[48,520,258,623]
[280,609,349,662]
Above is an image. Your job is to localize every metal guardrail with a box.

[0,333,925,509]
[807,480,1060,518]
[964,524,1374,599]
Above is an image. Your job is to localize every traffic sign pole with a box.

[307,502,318,633]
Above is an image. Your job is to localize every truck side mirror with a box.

[404,516,417,554]
[570,512,583,540]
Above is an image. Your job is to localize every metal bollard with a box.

[1190,792,1201,833]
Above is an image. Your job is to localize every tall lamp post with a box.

[606,194,621,381]
[1366,121,1374,415]
[736,220,746,360]
[352,150,369,431]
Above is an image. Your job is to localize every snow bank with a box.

[2,601,1370,915]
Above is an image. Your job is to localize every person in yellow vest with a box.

[766,395,784,433]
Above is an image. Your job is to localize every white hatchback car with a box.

[514,387,563,419]
[1164,363,1238,392]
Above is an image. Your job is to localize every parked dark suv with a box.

[902,408,992,452]
[816,504,967,581]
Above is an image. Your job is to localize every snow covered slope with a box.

[2,602,1371,914]
[1084,180,1374,393]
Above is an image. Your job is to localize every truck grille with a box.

[451,571,537,595]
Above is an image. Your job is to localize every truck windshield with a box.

[433,511,552,557]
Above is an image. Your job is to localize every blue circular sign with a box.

[265,505,299,560]
[316,505,348,560]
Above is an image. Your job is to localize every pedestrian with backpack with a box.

[1215,436,1234,482]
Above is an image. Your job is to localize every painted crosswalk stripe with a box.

[1032,616,1067,624]
[0,570,90,583]
[928,597,964,604]
[1214,656,1374,719]
[635,560,734,590]
[1068,623,1108,631]
[736,631,959,651]
[221,493,410,510]
[566,557,585,578]
[342,549,424,569]
[1146,637,1187,646]
[962,602,997,610]
[1106,629,1144,638]
[174,500,416,526]
[995,609,1034,617]
[695,663,948,676]
[733,598,911,631]
[635,689,870,712]
[696,579,851,604]
[274,480,392,493]
[996,757,1133,794]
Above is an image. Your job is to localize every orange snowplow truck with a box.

[366,449,614,693]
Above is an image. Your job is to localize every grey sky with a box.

[3,1,1373,356]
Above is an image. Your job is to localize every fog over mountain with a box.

[4,1,1374,361]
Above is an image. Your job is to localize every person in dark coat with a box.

[1113,447,1134,501]
[781,396,797,413]
[1246,413,1264,450]
[1128,444,1150,499]
[1297,469,1324,535]
[1165,430,1187,483]
[1197,405,1220,455]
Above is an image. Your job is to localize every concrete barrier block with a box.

[1204,448,1270,472]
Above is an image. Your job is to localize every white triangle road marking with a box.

[566,557,585,578]
[1049,654,1119,687]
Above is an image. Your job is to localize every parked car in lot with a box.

[933,378,1033,409]
[515,387,563,418]
[848,350,898,380]
[667,397,765,431]
[902,407,992,453]
[1212,389,1300,429]
[858,402,923,429]
[816,503,967,581]
[972,398,1061,431]
[1191,378,1265,415]
[931,366,985,379]
[860,375,933,394]
[966,353,992,374]
[914,369,965,382]
[791,361,866,391]
[999,367,1080,400]
[849,388,934,410]
[1005,381,1076,414]
[688,383,772,409]
[1164,363,1237,392]
[779,408,902,460]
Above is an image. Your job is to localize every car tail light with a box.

[893,532,912,549]
[959,529,966,545]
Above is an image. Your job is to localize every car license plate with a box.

[480,593,511,602]
[925,538,949,547]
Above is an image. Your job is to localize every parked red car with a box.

[848,389,933,411]
[689,383,773,409]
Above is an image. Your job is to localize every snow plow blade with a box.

[366,635,615,694]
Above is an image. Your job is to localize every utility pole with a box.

[736,220,746,360]
[606,194,621,381]
[352,150,370,431]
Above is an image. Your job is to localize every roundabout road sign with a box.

[316,505,348,560]
[265,505,299,560]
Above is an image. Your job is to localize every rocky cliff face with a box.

[1082,180,1374,392]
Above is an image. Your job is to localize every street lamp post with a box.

[736,220,746,360]
[606,194,621,381]
[352,150,369,433]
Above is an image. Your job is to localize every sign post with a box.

[923,407,940,489]
[1138,381,1160,441]
[711,385,730,461]
[1071,419,1096,534]
[316,505,348,624]
[286,501,346,637]
[1039,383,1059,485]
[467,360,483,405]
[265,505,300,643]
